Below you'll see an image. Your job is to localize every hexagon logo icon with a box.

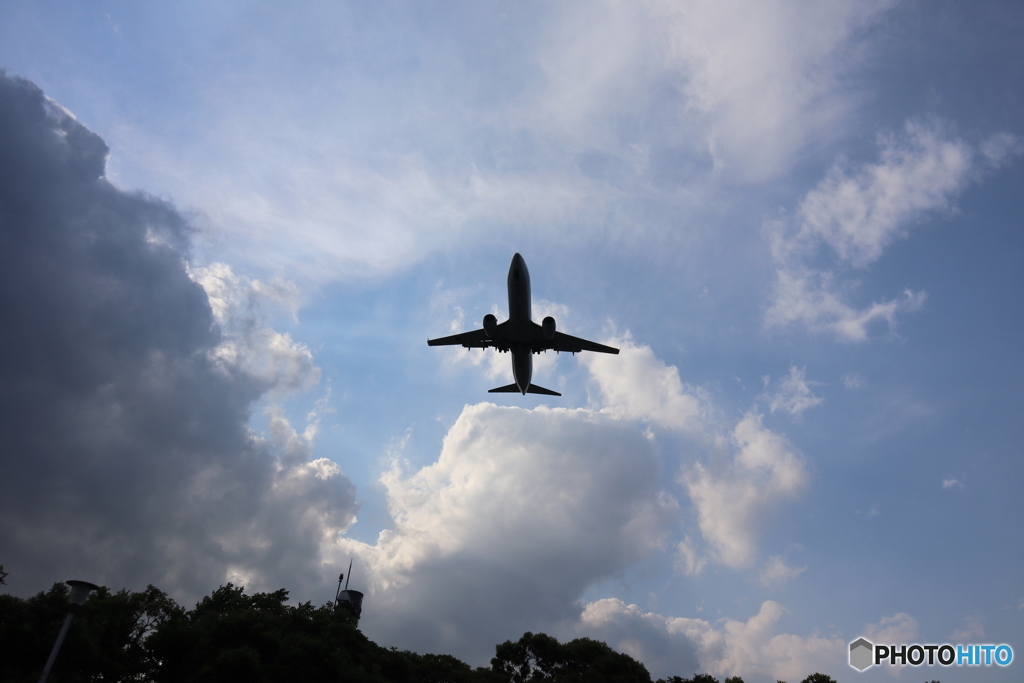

[850,637,874,671]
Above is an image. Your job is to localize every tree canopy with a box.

[0,581,843,683]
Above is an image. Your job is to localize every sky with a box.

[1,1,1022,681]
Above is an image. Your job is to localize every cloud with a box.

[683,413,808,567]
[585,339,810,569]
[942,478,962,490]
[765,119,1020,340]
[862,612,919,676]
[533,0,898,181]
[95,1,908,282]
[791,120,975,268]
[674,536,708,578]
[651,0,896,181]
[766,268,926,341]
[191,262,319,398]
[950,616,985,641]
[0,73,357,601]
[842,372,865,390]
[762,366,823,416]
[0,73,815,672]
[863,611,918,644]
[343,327,810,664]
[333,402,676,663]
[759,555,807,587]
[979,131,1024,169]
[578,598,845,681]
[584,336,708,433]
[0,65,814,665]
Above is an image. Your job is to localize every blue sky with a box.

[1,1,1022,680]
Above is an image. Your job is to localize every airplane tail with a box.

[488,383,561,396]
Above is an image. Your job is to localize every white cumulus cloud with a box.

[330,334,813,666]
[333,402,676,662]
[578,598,845,681]
[683,413,808,567]
[191,262,319,396]
[584,336,708,433]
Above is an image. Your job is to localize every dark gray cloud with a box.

[0,72,357,601]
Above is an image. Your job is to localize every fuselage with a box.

[506,253,533,394]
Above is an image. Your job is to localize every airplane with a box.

[428,253,619,396]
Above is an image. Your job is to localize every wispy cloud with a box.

[762,366,823,416]
[652,0,897,181]
[788,120,975,268]
[951,616,985,641]
[759,555,807,587]
[842,372,865,390]
[766,119,1021,340]
[95,0,907,282]
[674,536,708,577]
[862,612,919,676]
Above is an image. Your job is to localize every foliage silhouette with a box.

[1,581,842,683]
[651,674,746,683]
[0,582,182,682]
[492,631,652,682]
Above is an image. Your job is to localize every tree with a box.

[2,578,850,683]
[0,582,182,683]
[146,583,392,683]
[491,631,652,682]
[655,674,734,683]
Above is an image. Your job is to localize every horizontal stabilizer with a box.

[487,383,561,396]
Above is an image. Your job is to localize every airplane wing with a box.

[549,331,619,354]
[427,328,492,348]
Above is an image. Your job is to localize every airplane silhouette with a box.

[428,253,619,396]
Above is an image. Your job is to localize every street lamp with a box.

[39,580,99,683]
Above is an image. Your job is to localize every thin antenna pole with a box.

[344,558,353,591]
[39,613,74,683]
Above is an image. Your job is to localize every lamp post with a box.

[39,580,99,683]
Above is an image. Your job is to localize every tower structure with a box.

[334,559,363,620]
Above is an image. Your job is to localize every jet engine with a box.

[483,313,498,338]
[542,316,556,340]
